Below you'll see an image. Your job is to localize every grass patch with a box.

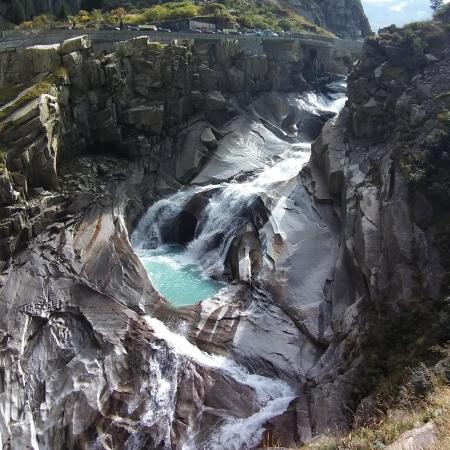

[48,66,70,84]
[0,84,24,107]
[0,81,54,122]
[0,147,7,171]
[300,372,450,450]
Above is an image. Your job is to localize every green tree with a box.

[435,3,450,21]
[60,0,73,19]
[11,0,26,24]
[430,0,443,13]
[81,0,103,9]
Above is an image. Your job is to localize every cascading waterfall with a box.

[130,83,347,449]
[132,83,346,293]
[144,318,295,450]
[132,145,311,301]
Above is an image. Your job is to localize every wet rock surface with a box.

[0,35,351,449]
[0,24,448,450]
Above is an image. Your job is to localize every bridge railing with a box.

[0,28,340,51]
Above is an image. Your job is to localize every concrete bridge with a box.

[0,28,363,55]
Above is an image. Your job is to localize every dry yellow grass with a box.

[298,381,450,450]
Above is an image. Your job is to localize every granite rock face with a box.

[0,35,351,449]
[288,0,372,38]
[307,26,449,437]
[0,25,447,450]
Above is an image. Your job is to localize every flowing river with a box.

[129,82,346,449]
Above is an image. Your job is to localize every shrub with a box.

[0,85,24,106]
[278,19,293,31]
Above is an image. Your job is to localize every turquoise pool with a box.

[137,245,225,307]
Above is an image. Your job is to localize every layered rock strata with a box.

[0,34,350,449]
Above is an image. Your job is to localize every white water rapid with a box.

[130,82,347,449]
[144,317,295,450]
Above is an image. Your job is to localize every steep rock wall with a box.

[309,25,450,433]
[287,0,371,38]
[0,35,350,449]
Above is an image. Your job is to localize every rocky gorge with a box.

[0,16,449,450]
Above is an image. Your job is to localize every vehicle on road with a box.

[263,29,278,37]
[99,24,120,31]
[139,24,158,31]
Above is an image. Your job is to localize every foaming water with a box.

[144,317,295,450]
[146,317,294,401]
[132,145,311,280]
[183,146,311,275]
[294,80,347,115]
[129,85,346,448]
[204,397,295,450]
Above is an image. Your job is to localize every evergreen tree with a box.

[81,0,103,10]
[11,0,26,24]
[60,0,73,19]
[430,0,443,13]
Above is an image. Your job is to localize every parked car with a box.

[126,25,140,31]
[99,24,120,31]
[139,24,158,31]
[157,28,172,32]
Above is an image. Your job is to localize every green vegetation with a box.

[435,3,450,23]
[299,369,450,450]
[20,13,60,30]
[0,147,7,171]
[0,84,25,106]
[400,109,450,291]
[403,20,447,49]
[11,0,26,24]
[15,0,332,36]
[0,81,54,121]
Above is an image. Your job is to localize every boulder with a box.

[200,127,218,150]
[62,51,84,89]
[410,105,426,127]
[59,35,92,55]
[23,45,61,74]
[198,66,219,91]
[386,422,436,450]
[425,54,438,64]
[116,36,150,57]
[119,104,164,134]
[205,91,227,111]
